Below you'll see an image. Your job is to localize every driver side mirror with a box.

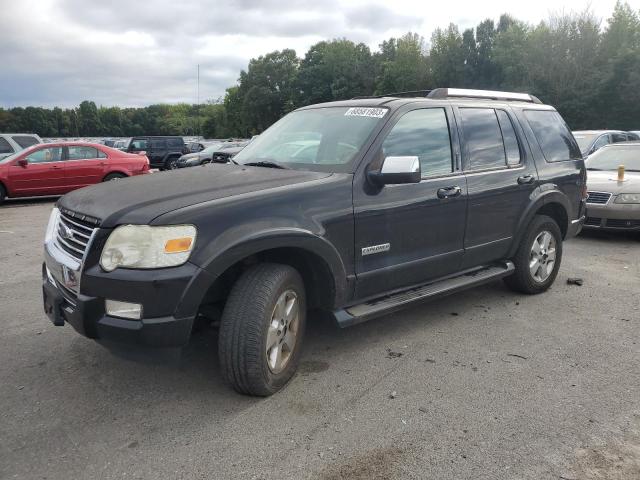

[17,158,28,167]
[368,156,421,185]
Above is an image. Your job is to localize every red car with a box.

[0,142,150,204]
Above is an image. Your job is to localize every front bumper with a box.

[42,238,199,347]
[567,215,585,237]
[584,203,640,231]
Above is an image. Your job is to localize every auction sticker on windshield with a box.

[344,107,388,118]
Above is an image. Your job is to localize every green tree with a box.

[77,101,101,136]
[374,33,430,94]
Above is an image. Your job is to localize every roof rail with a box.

[427,88,542,104]
[352,90,433,100]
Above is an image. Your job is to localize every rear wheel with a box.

[103,173,126,182]
[165,157,179,170]
[218,263,306,396]
[504,214,563,294]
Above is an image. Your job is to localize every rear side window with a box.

[612,133,627,143]
[12,135,39,149]
[67,146,100,160]
[496,110,521,166]
[0,137,14,154]
[524,110,582,161]
[460,108,506,169]
[382,108,453,178]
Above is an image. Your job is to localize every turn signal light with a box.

[164,237,193,253]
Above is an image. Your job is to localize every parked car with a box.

[42,88,585,396]
[0,142,149,204]
[113,139,129,151]
[125,136,185,170]
[572,130,639,157]
[183,140,220,154]
[176,142,248,168]
[0,133,43,160]
[583,142,640,231]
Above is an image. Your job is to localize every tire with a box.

[165,157,179,170]
[504,214,563,294]
[0,183,6,205]
[219,263,306,396]
[103,173,126,182]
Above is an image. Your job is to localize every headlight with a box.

[44,207,60,244]
[615,193,640,204]
[100,225,197,272]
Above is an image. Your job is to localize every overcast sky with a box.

[1,0,636,108]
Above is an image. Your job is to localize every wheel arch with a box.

[102,171,128,181]
[175,231,349,319]
[508,190,570,257]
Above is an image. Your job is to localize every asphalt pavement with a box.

[1,198,639,480]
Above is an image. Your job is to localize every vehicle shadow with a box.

[3,196,59,208]
[578,229,639,242]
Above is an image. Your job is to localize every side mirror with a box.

[17,158,28,167]
[368,156,421,185]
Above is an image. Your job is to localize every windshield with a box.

[233,106,388,172]
[573,133,597,153]
[586,146,640,171]
[201,143,224,154]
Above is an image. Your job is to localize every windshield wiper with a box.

[243,160,288,169]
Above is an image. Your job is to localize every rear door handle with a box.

[517,174,535,185]
[437,185,462,199]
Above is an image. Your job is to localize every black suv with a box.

[126,136,185,170]
[42,89,586,396]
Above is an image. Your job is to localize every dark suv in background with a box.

[43,88,586,396]
[126,136,185,170]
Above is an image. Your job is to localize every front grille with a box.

[605,218,640,228]
[55,210,98,261]
[586,191,612,204]
[584,217,602,226]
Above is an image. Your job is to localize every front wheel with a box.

[504,214,563,294]
[103,173,126,182]
[218,263,306,396]
[165,158,179,170]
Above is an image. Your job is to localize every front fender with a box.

[174,229,348,319]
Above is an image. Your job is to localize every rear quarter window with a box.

[524,110,582,161]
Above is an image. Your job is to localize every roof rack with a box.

[427,88,542,104]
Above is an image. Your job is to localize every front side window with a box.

[150,139,166,149]
[129,139,147,150]
[382,108,453,178]
[12,135,39,149]
[67,146,100,160]
[168,138,184,148]
[234,106,387,173]
[524,110,582,161]
[460,108,507,170]
[26,147,63,163]
[0,137,14,154]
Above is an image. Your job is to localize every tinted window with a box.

[129,139,147,150]
[612,133,627,143]
[0,137,14,154]
[167,138,184,148]
[67,146,100,160]
[496,110,521,166]
[460,108,506,169]
[12,135,39,149]
[382,108,453,178]
[524,110,582,161]
[150,139,165,149]
[628,133,640,141]
[26,147,63,163]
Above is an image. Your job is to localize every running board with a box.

[333,261,515,328]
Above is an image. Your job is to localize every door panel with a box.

[353,106,467,299]
[8,146,66,195]
[65,145,106,189]
[455,107,538,269]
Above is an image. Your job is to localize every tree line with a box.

[1,1,638,139]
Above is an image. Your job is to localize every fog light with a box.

[105,299,142,320]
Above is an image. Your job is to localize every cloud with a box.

[0,0,624,107]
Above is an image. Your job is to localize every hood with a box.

[587,170,640,193]
[58,164,331,227]
[179,152,200,162]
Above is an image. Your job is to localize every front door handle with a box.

[517,174,535,185]
[437,185,462,199]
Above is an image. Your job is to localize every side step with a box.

[333,261,515,328]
